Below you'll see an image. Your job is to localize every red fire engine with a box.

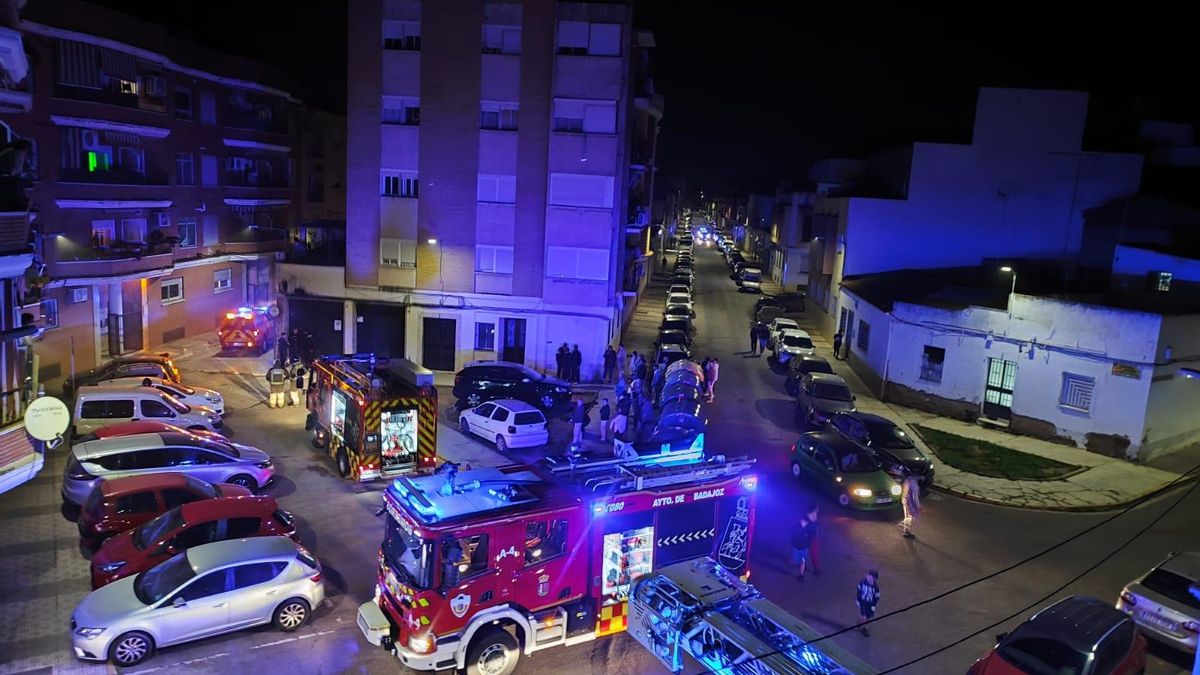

[305,354,439,481]
[356,452,757,675]
[217,306,275,354]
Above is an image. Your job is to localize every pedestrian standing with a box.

[757,323,769,356]
[555,343,569,380]
[651,364,665,402]
[630,374,644,408]
[856,570,881,637]
[266,360,287,408]
[833,331,844,361]
[616,344,627,380]
[615,374,629,399]
[598,398,611,441]
[277,334,290,364]
[638,397,655,440]
[635,355,648,382]
[661,254,667,270]
[570,399,585,447]
[612,395,631,443]
[789,513,815,581]
[603,346,617,382]
[749,323,759,354]
[289,358,306,407]
[570,344,583,383]
[806,503,822,575]
[900,470,921,539]
[705,358,720,401]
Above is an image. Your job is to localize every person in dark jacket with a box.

[832,331,844,361]
[570,399,586,446]
[856,570,881,637]
[602,346,617,382]
[757,323,770,356]
[790,512,816,581]
[277,334,290,364]
[749,323,760,355]
[289,358,306,407]
[570,344,583,383]
[266,360,288,408]
[637,397,655,440]
[598,398,611,441]
[555,344,569,380]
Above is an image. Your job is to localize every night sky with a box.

[95,2,1197,193]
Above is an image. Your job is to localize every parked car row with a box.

[656,236,699,367]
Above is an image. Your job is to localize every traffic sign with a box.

[24,396,70,441]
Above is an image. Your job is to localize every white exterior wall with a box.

[840,289,890,378]
[1142,314,1200,458]
[881,295,1160,456]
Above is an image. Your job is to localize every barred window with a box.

[1059,373,1095,412]
[857,320,870,352]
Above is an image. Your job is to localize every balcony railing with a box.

[49,245,174,279]
[224,111,289,135]
[224,172,292,189]
[59,167,170,186]
[0,209,31,256]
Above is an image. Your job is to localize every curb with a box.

[929,472,1198,512]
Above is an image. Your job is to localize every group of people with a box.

[278,329,316,368]
[748,322,771,356]
[265,357,308,409]
[555,343,584,384]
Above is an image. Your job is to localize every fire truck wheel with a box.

[310,427,327,449]
[495,436,508,453]
[272,598,310,632]
[466,627,519,675]
[336,450,350,478]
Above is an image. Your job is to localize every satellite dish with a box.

[25,396,70,442]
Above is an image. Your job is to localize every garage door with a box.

[286,297,344,356]
[357,302,406,358]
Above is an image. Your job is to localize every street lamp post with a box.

[1001,266,1017,319]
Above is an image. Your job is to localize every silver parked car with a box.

[63,432,274,505]
[1117,551,1200,653]
[71,536,324,667]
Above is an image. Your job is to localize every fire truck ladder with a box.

[325,354,432,395]
[628,558,877,675]
[545,453,756,494]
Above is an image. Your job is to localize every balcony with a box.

[59,167,169,186]
[47,244,174,279]
[0,209,31,257]
[222,227,286,255]
[224,172,292,190]
[224,111,289,136]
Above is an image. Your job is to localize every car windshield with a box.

[666,305,689,314]
[200,439,240,458]
[183,475,219,499]
[797,359,833,375]
[835,447,881,473]
[813,383,853,401]
[1142,568,1200,610]
[133,552,196,605]
[867,423,914,449]
[382,514,434,590]
[782,335,813,348]
[997,637,1088,675]
[170,384,196,396]
[134,507,186,550]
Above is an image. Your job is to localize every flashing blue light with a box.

[592,500,606,515]
[740,475,758,491]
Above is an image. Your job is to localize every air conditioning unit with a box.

[157,213,170,228]
[81,130,109,153]
[71,288,88,304]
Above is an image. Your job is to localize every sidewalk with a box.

[786,312,1194,511]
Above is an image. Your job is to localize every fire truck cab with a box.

[357,453,758,675]
[306,354,439,481]
[217,306,275,354]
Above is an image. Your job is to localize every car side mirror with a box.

[172,596,187,608]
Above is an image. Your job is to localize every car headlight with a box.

[98,561,125,574]
[205,393,221,402]
[891,484,903,496]
[408,632,435,654]
[255,460,272,469]
[555,387,568,393]
[74,626,105,639]
[851,487,873,498]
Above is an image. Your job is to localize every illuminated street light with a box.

[1001,266,1016,318]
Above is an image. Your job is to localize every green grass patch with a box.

[912,425,1080,481]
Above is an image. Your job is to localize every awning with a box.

[99,47,138,82]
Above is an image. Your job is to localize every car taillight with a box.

[310,570,322,583]
[1120,590,1137,606]
[67,460,95,481]
[1182,620,1199,634]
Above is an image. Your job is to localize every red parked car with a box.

[75,420,225,443]
[968,596,1147,675]
[78,473,251,549]
[90,495,296,588]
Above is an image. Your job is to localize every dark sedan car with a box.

[64,354,181,396]
[453,361,572,411]
[659,317,694,337]
[785,355,835,396]
[795,372,856,427]
[655,328,692,348]
[830,412,934,487]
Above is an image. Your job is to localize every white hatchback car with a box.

[775,329,817,363]
[71,536,324,667]
[458,399,549,451]
[767,318,801,347]
[666,293,694,312]
[85,377,225,416]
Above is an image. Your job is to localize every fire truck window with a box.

[490,407,510,423]
[525,519,568,566]
[443,534,489,588]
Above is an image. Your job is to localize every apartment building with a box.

[279,0,660,381]
[3,0,307,392]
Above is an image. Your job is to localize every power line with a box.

[690,460,1200,675]
[877,471,1200,674]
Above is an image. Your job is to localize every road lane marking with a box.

[250,637,297,649]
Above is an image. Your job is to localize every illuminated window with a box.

[525,519,568,566]
[1148,271,1173,292]
[177,218,198,248]
[383,21,421,50]
[86,150,112,173]
[381,171,418,198]
[214,268,232,292]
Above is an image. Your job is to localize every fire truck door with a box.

[497,515,578,609]
[438,531,498,626]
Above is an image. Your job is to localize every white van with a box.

[73,387,224,435]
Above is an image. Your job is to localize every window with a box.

[475,322,496,350]
[115,492,158,514]
[491,407,510,422]
[161,278,184,304]
[477,174,517,203]
[857,320,870,351]
[141,399,175,418]
[214,268,233,292]
[141,74,165,97]
[89,219,115,249]
[524,519,568,566]
[202,216,219,246]
[556,21,588,55]
[200,155,218,186]
[174,86,193,120]
[422,317,457,372]
[1059,372,1095,412]
[174,217,197,248]
[920,345,945,383]
[172,521,218,549]
[480,102,518,130]
[548,173,614,208]
[483,25,521,54]
[225,517,262,539]
[588,23,621,56]
[553,99,617,133]
[545,246,609,281]
[382,171,419,198]
[1148,271,1173,292]
[162,489,201,510]
[199,91,216,124]
[177,570,231,602]
[380,238,417,269]
[120,218,147,243]
[382,96,420,125]
[475,245,514,274]
[383,21,421,50]
[40,298,59,329]
[233,562,286,589]
[117,147,145,175]
[174,152,194,186]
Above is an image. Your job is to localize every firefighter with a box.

[288,357,306,407]
[266,359,288,408]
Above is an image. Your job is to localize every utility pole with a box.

[1050,151,1101,294]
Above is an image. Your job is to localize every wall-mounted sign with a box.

[1111,363,1140,379]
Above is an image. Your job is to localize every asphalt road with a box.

[0,243,1195,675]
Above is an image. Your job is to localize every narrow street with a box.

[0,242,1195,675]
